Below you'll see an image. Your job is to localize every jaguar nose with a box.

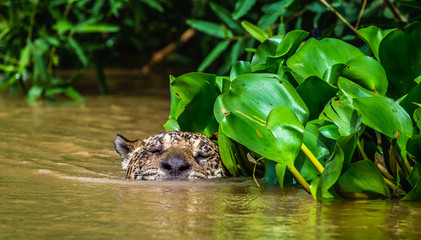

[161,157,191,177]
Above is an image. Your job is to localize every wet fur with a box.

[115,131,224,180]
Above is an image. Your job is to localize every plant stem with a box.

[288,165,311,194]
[389,140,398,177]
[357,140,368,160]
[396,153,412,175]
[355,0,367,29]
[383,0,406,22]
[27,1,38,41]
[48,2,74,72]
[383,177,406,194]
[252,158,263,188]
[318,0,361,37]
[301,143,324,173]
[374,157,395,180]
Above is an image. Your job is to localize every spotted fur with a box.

[114,131,224,180]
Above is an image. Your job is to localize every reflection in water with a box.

[1,85,421,239]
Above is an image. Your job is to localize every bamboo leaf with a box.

[68,37,88,66]
[241,21,268,43]
[209,2,243,34]
[139,0,164,12]
[198,40,230,72]
[187,19,230,38]
[233,0,257,20]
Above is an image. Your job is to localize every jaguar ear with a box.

[114,134,143,170]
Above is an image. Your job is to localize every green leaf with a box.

[19,43,31,69]
[320,93,362,136]
[73,23,120,33]
[64,87,84,102]
[295,120,331,181]
[408,163,421,187]
[139,0,164,12]
[170,72,219,134]
[316,144,345,202]
[266,106,305,164]
[257,0,294,28]
[400,83,421,119]
[163,118,180,131]
[218,39,245,75]
[187,19,230,39]
[164,80,181,130]
[218,127,240,176]
[68,37,88,66]
[276,163,287,193]
[198,40,230,72]
[53,19,73,35]
[215,73,308,164]
[296,76,337,120]
[401,177,421,201]
[341,56,388,95]
[415,108,421,130]
[214,73,308,125]
[338,160,391,198]
[29,42,49,83]
[407,135,421,161]
[0,64,17,72]
[26,85,43,102]
[230,61,251,81]
[275,30,308,59]
[338,78,379,99]
[241,21,268,43]
[287,38,364,80]
[251,36,282,71]
[322,64,345,86]
[358,25,394,60]
[233,0,257,20]
[209,2,243,34]
[319,125,340,140]
[379,22,421,99]
[353,97,413,138]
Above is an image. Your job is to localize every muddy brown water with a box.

[1,74,421,239]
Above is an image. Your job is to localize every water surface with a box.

[1,76,421,239]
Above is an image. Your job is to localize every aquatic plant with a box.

[164,20,421,202]
[186,0,421,75]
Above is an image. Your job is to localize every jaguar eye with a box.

[195,153,210,164]
[149,149,162,154]
[147,146,162,155]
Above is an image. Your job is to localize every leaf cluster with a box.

[187,0,421,75]
[0,0,171,102]
[165,20,421,201]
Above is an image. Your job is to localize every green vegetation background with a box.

[1,0,421,201]
[0,0,419,102]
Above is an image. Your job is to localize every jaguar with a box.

[114,131,225,180]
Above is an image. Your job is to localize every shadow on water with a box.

[1,70,421,239]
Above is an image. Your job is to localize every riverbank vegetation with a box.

[1,0,420,102]
[163,1,421,201]
[1,1,421,201]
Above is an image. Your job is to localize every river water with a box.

[1,72,421,239]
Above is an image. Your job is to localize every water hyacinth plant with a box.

[164,21,421,202]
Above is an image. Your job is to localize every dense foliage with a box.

[0,0,193,101]
[186,0,421,75]
[164,20,421,201]
[1,0,420,102]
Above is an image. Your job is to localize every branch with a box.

[141,28,196,74]
[319,0,361,37]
